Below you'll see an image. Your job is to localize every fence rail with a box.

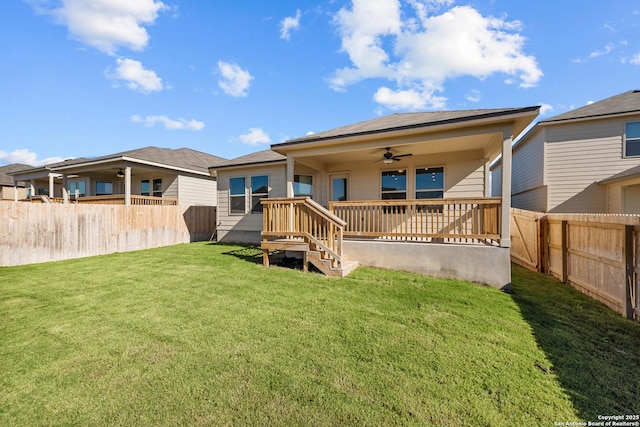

[510,208,640,321]
[1,202,216,267]
[329,198,501,245]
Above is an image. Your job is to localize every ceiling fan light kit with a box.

[380,147,412,164]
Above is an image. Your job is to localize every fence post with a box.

[540,216,548,274]
[624,225,634,319]
[561,220,569,284]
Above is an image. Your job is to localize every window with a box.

[141,180,150,196]
[229,177,246,214]
[96,181,113,196]
[152,179,163,197]
[625,122,640,157]
[416,167,444,199]
[68,181,86,198]
[294,175,313,197]
[251,175,269,214]
[381,169,407,199]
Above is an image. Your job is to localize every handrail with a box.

[261,197,344,265]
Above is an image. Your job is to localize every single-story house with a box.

[210,107,540,289]
[11,146,227,206]
[491,89,640,213]
[0,164,32,200]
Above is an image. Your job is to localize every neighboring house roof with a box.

[599,164,640,185]
[540,90,640,124]
[275,107,540,148]
[0,164,33,186]
[51,146,227,175]
[210,149,286,171]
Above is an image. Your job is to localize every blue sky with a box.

[1,0,639,166]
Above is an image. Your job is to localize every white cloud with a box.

[0,149,64,167]
[109,58,163,93]
[330,1,542,109]
[465,89,481,103]
[374,86,445,110]
[629,53,640,65]
[131,115,205,131]
[280,9,301,40]
[217,61,253,97]
[589,43,614,58]
[27,0,169,55]
[539,103,554,116]
[238,128,271,145]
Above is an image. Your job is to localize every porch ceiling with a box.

[291,131,500,169]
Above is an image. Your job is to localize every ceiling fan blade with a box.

[392,153,413,160]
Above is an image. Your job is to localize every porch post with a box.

[62,174,69,203]
[29,180,36,199]
[124,166,132,206]
[13,183,18,201]
[286,156,294,198]
[48,174,55,199]
[500,131,512,247]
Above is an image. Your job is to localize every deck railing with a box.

[75,195,177,205]
[262,197,346,263]
[329,197,501,245]
[30,194,177,205]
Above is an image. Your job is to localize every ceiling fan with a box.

[380,147,412,164]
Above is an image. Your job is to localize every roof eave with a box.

[272,106,540,152]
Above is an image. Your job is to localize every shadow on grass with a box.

[510,264,640,420]
[206,242,264,265]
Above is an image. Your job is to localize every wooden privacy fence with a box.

[0,202,216,267]
[510,208,640,321]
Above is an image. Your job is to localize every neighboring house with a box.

[0,164,33,200]
[11,146,226,206]
[210,107,539,289]
[492,90,640,213]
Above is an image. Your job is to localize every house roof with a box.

[541,90,640,124]
[274,107,540,148]
[209,149,286,171]
[51,146,227,175]
[0,164,33,186]
[599,164,640,185]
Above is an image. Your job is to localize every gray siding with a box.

[177,175,217,206]
[545,116,640,213]
[217,164,286,242]
[512,128,544,194]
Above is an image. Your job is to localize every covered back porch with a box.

[258,107,539,288]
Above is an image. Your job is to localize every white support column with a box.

[286,156,294,198]
[124,166,132,206]
[62,174,69,203]
[483,158,491,198]
[49,174,55,199]
[29,180,35,199]
[500,131,512,247]
[13,183,18,201]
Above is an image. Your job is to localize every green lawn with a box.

[1,242,639,426]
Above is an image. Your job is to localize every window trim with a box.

[624,121,640,158]
[415,166,445,199]
[229,176,246,215]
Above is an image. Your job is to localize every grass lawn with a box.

[1,242,639,426]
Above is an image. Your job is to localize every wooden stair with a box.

[261,238,358,277]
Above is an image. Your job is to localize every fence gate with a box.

[510,209,542,271]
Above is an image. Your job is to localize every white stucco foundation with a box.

[343,240,511,291]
